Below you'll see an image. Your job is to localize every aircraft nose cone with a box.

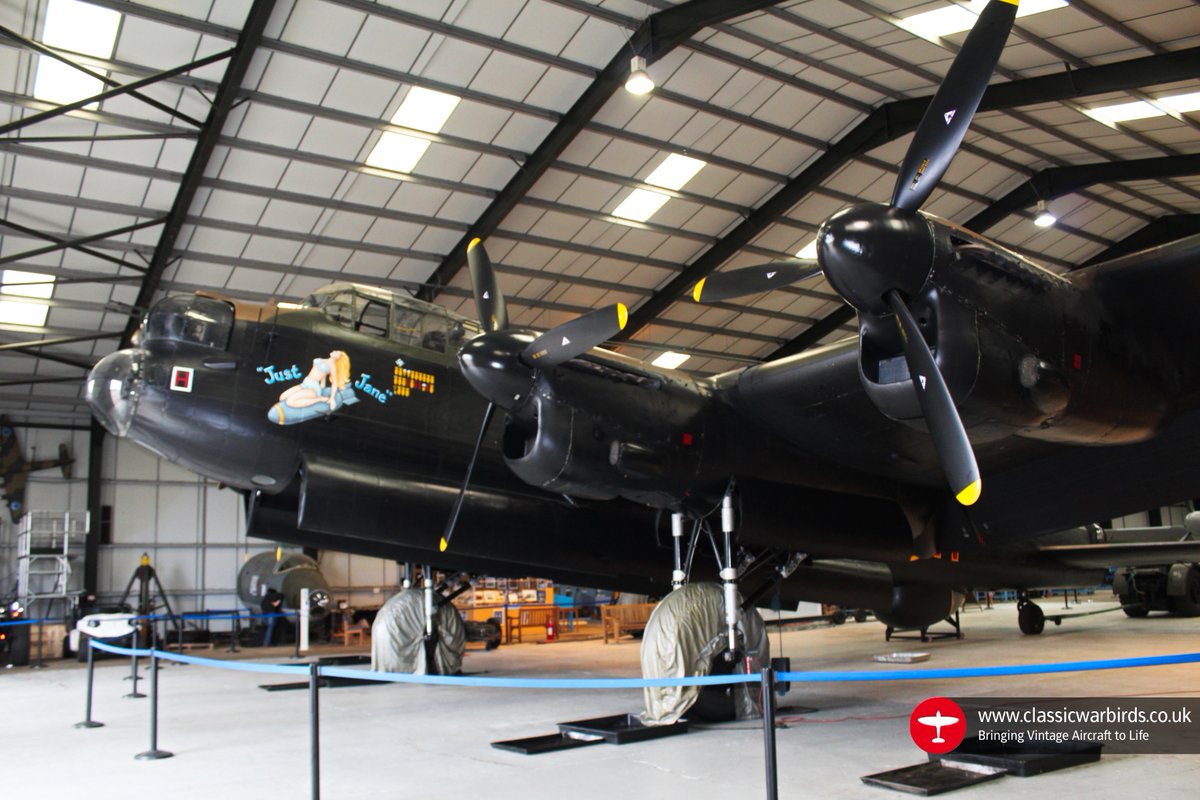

[85,348,144,436]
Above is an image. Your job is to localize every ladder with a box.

[15,510,89,616]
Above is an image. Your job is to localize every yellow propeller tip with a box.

[467,237,481,252]
[692,278,706,303]
[955,480,982,507]
[439,537,449,553]
[617,303,628,330]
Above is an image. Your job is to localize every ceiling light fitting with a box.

[1034,200,1056,228]
[625,56,654,95]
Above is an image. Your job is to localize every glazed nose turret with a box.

[85,348,144,436]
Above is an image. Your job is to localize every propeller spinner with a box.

[692,0,1017,505]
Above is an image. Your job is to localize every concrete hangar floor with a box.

[6,600,1198,799]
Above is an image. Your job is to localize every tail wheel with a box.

[1017,601,1045,635]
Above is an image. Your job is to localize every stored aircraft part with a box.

[237,551,330,617]
[640,582,768,726]
[371,588,465,675]
[1112,562,1200,617]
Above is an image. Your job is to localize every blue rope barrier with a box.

[776,651,1200,682]
[319,664,760,689]
[0,610,296,627]
[89,639,311,675]
[85,639,1200,690]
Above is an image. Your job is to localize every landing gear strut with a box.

[641,488,771,725]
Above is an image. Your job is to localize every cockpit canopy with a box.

[302,283,481,354]
[142,295,234,349]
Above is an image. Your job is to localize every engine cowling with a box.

[501,357,718,508]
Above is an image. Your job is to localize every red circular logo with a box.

[909,697,966,754]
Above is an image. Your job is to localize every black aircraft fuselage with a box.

[83,0,1200,632]
[85,219,1200,628]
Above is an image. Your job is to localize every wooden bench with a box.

[506,606,570,643]
[601,602,656,643]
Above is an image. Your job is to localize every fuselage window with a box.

[358,299,389,337]
[143,296,234,349]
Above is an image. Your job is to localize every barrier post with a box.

[300,588,311,653]
[294,613,301,659]
[74,639,105,728]
[125,630,145,699]
[135,650,173,760]
[761,666,778,800]
[229,610,241,653]
[310,661,321,800]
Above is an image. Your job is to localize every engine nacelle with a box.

[857,222,1173,446]
[501,357,718,508]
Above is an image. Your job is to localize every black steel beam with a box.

[0,133,198,143]
[0,333,122,352]
[85,418,105,597]
[0,217,163,268]
[617,45,1200,347]
[4,346,94,370]
[0,217,150,272]
[0,49,233,135]
[1082,215,1200,266]
[966,154,1200,234]
[0,24,204,127]
[0,420,92,430]
[121,0,278,346]
[0,375,84,388]
[416,0,782,303]
[765,305,855,360]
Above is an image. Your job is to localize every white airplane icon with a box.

[917,709,961,744]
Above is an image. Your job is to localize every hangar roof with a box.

[2,0,1198,426]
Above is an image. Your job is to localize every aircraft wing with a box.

[1034,541,1200,570]
[3,469,26,522]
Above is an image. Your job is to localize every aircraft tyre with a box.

[1119,595,1150,618]
[1017,601,1045,635]
[1169,566,1200,617]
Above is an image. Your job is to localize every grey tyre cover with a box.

[371,588,466,675]
[640,582,769,725]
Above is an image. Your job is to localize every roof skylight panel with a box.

[613,154,708,223]
[32,0,121,108]
[365,86,462,175]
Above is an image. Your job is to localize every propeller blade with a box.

[890,0,1018,212]
[466,238,507,333]
[439,401,496,552]
[520,303,628,367]
[886,290,981,506]
[692,260,820,303]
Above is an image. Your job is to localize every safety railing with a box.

[59,624,1200,800]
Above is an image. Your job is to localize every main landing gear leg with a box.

[720,490,739,662]
[640,488,769,725]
